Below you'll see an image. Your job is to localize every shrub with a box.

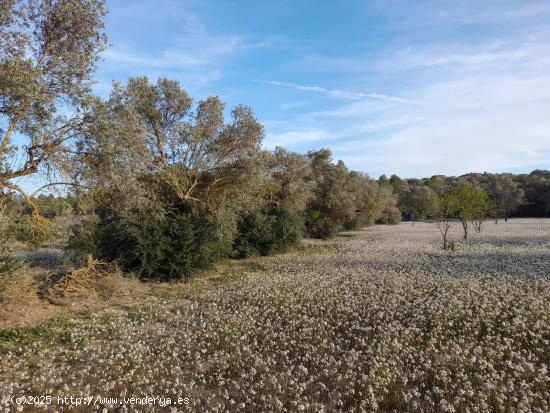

[0,200,30,302]
[376,206,402,225]
[343,214,373,231]
[94,209,223,281]
[234,206,303,258]
[10,214,57,250]
[66,216,100,265]
[0,258,31,303]
[304,209,339,239]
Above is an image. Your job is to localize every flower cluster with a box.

[1,219,549,412]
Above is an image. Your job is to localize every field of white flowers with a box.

[1,219,549,412]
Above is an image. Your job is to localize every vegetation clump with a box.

[0,199,30,302]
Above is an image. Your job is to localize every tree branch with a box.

[2,182,38,215]
[31,182,81,197]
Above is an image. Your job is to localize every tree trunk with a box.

[462,220,468,239]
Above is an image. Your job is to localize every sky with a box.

[93,0,550,179]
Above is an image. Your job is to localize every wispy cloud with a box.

[365,0,550,28]
[103,36,265,69]
[96,1,273,94]
[259,80,418,104]
[95,0,550,177]
[268,24,550,177]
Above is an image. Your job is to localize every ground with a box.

[1,219,549,412]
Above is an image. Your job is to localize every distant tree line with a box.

[382,170,550,222]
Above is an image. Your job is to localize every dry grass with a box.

[0,258,31,303]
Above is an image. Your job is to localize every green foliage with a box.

[233,206,303,258]
[376,206,402,225]
[399,185,440,221]
[94,209,222,281]
[0,198,30,302]
[304,208,339,239]
[446,184,492,222]
[0,257,30,303]
[374,185,401,225]
[66,216,100,264]
[305,149,384,237]
[440,184,492,238]
[34,195,73,218]
[1,0,108,192]
[487,175,524,219]
[10,214,57,249]
[389,174,407,195]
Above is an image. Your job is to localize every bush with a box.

[343,214,374,230]
[0,258,30,303]
[66,216,99,265]
[94,209,223,281]
[0,199,31,302]
[304,209,339,239]
[10,214,57,250]
[234,206,303,258]
[376,206,402,225]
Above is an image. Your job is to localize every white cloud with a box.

[269,28,550,177]
[103,35,266,69]
[365,0,550,28]
[97,1,273,93]
[259,80,418,104]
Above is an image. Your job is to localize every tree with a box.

[389,174,407,195]
[262,147,314,212]
[399,185,439,223]
[79,77,265,216]
[488,175,524,222]
[73,78,267,275]
[349,171,380,227]
[375,184,401,225]
[436,191,457,250]
[378,174,391,188]
[425,175,447,196]
[445,184,491,238]
[305,150,356,236]
[0,0,107,206]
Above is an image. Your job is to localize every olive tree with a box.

[375,184,401,225]
[0,0,107,205]
[305,150,359,236]
[121,77,264,210]
[72,77,266,277]
[79,77,265,213]
[262,147,314,212]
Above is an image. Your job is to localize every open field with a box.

[1,219,550,412]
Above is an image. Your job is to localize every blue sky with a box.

[94,0,550,178]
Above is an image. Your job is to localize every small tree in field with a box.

[446,184,491,239]
[435,192,457,250]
